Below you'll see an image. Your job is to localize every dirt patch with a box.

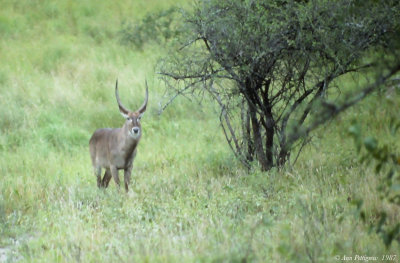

[0,247,11,263]
[0,235,31,262]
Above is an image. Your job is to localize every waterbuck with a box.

[89,80,148,192]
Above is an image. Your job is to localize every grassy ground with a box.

[1,0,399,262]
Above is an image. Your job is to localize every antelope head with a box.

[115,79,149,140]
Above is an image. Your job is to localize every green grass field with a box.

[0,1,399,262]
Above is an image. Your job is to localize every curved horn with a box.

[137,80,149,114]
[115,79,130,117]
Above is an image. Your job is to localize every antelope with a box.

[89,80,148,192]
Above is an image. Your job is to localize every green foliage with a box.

[120,6,183,49]
[349,116,400,248]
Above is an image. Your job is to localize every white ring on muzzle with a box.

[130,127,141,139]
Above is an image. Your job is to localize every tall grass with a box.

[0,0,399,262]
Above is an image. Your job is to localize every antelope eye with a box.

[126,117,131,121]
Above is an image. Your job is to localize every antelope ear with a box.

[120,112,129,119]
[138,112,145,120]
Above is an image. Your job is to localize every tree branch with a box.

[286,62,400,147]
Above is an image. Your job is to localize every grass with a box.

[1,0,399,262]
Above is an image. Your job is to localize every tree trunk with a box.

[249,103,270,171]
[265,114,274,168]
[262,80,274,168]
[277,148,288,167]
[241,101,254,163]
